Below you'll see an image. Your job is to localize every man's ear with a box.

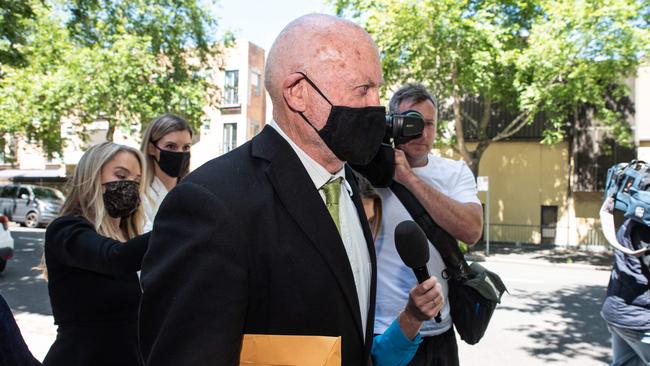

[282,73,308,113]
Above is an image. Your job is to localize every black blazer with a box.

[139,126,377,366]
[43,215,149,366]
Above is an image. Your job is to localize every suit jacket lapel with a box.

[346,165,378,347]
[251,126,365,340]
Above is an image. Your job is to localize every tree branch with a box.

[460,110,479,129]
[479,97,491,132]
[492,111,532,142]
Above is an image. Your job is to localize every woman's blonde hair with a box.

[61,142,146,241]
[140,114,193,187]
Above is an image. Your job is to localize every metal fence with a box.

[484,224,608,247]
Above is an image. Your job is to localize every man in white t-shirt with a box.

[374,84,484,366]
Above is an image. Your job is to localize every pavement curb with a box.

[477,255,612,271]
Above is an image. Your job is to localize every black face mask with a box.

[152,143,190,178]
[296,72,386,165]
[103,180,141,218]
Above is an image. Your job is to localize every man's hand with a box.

[392,148,484,244]
[393,148,416,186]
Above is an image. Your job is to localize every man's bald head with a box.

[264,14,378,104]
[263,13,383,173]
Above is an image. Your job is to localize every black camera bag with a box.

[390,182,507,345]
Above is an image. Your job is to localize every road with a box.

[458,260,612,365]
[0,227,54,360]
[0,228,614,364]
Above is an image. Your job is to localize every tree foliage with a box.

[0,0,38,68]
[335,0,650,176]
[0,0,229,159]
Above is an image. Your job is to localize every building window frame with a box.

[251,71,261,97]
[223,122,238,153]
[224,70,239,106]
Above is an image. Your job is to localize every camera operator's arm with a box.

[600,198,649,257]
[394,149,483,244]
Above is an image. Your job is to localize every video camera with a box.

[602,160,650,266]
[350,110,425,187]
[384,109,425,145]
[605,160,650,227]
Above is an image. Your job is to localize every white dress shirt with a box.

[269,121,372,337]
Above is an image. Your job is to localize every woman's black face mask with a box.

[296,72,386,165]
[151,143,190,178]
[103,180,141,218]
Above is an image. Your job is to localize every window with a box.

[541,205,558,244]
[33,187,64,200]
[200,118,211,135]
[18,187,30,199]
[224,70,239,105]
[251,71,261,97]
[1,186,16,198]
[223,123,237,153]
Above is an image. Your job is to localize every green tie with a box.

[321,177,343,233]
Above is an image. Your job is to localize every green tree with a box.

[0,0,230,158]
[0,3,71,157]
[335,0,650,177]
[0,0,38,69]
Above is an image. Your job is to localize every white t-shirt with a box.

[143,176,169,232]
[374,154,480,337]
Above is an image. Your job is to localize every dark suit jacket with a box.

[139,126,377,366]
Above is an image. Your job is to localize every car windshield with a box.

[33,187,64,201]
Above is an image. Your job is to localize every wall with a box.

[635,64,650,161]
[435,140,604,246]
[246,42,266,139]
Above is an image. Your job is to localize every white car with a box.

[0,215,14,272]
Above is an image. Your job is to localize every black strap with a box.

[390,181,472,280]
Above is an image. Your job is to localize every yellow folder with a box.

[239,334,342,366]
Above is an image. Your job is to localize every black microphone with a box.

[395,220,442,323]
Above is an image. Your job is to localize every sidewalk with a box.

[465,242,613,270]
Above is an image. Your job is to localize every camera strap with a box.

[389,181,471,280]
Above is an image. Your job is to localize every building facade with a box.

[191,40,266,169]
[633,64,650,161]
[438,63,649,248]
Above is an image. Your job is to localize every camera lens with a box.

[385,110,425,144]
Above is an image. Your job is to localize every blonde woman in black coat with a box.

[42,142,150,366]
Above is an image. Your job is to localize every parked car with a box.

[0,184,64,228]
[0,215,13,272]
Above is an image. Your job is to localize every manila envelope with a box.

[239,334,341,366]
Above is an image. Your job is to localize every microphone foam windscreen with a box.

[394,220,430,269]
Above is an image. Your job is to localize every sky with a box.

[213,0,336,51]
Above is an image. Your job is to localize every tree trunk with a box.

[106,123,115,142]
[451,66,473,167]
[464,140,490,178]
[465,154,481,178]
